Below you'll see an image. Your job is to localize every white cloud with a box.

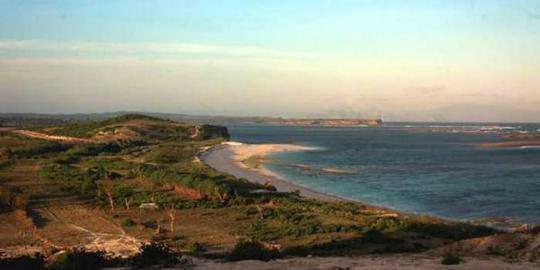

[0,39,322,61]
[0,39,343,73]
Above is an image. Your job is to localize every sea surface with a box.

[228,123,540,225]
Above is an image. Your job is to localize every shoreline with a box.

[199,142,349,202]
[200,142,532,231]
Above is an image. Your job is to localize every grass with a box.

[38,114,169,138]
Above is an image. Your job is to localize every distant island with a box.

[265,118,382,127]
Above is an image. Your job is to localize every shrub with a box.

[0,254,45,270]
[12,141,70,159]
[184,242,206,253]
[121,218,136,227]
[514,238,529,250]
[229,240,281,261]
[362,228,384,243]
[441,253,462,265]
[0,186,28,211]
[47,248,106,270]
[132,242,181,267]
[405,219,495,240]
[80,178,97,196]
[82,158,135,170]
[487,245,505,256]
[65,143,122,157]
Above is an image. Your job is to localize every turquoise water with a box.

[228,123,540,225]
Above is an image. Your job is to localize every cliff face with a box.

[192,125,230,140]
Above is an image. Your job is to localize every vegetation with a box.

[441,252,462,265]
[47,249,107,270]
[487,245,505,256]
[229,239,281,261]
[0,254,45,270]
[131,242,182,267]
[0,114,504,264]
[38,114,168,138]
[121,218,136,227]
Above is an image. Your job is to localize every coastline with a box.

[199,142,348,202]
[200,142,532,230]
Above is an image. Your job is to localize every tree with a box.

[98,181,115,212]
[106,191,114,211]
[165,206,176,233]
[124,197,132,210]
[256,204,264,220]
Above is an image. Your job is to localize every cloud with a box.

[0,39,341,72]
[0,39,321,61]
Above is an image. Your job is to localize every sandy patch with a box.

[201,143,345,202]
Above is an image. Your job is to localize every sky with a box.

[1,0,540,122]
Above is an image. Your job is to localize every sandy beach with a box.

[200,142,345,202]
[198,142,540,270]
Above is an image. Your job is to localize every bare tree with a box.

[106,191,115,211]
[166,207,176,233]
[256,204,264,220]
[99,181,116,212]
[124,197,132,210]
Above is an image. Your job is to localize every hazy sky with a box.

[1,0,540,121]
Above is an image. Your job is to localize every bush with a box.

[405,218,495,240]
[184,242,206,253]
[0,254,45,270]
[441,253,462,265]
[487,245,505,256]
[229,240,281,261]
[13,141,70,159]
[132,242,181,267]
[362,228,384,243]
[148,168,230,199]
[47,248,106,270]
[121,218,136,227]
[0,186,27,211]
[80,178,97,196]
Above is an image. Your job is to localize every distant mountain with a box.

[1,105,538,126]
[0,112,382,127]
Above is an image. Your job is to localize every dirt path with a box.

[32,202,142,258]
[11,129,94,143]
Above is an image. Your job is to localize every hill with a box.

[14,114,230,142]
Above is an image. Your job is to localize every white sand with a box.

[200,142,343,201]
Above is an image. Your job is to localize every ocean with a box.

[228,123,540,225]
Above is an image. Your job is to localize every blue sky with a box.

[1,0,540,121]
